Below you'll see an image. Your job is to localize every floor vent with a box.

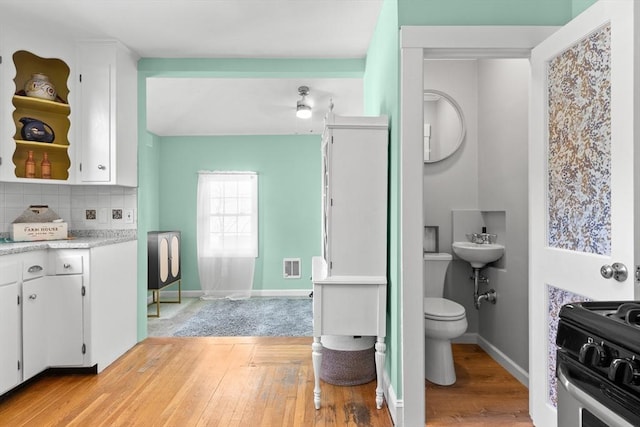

[283,258,301,278]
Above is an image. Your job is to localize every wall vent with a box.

[283,258,301,279]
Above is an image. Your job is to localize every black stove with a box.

[557,301,640,426]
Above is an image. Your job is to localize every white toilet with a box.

[423,252,467,385]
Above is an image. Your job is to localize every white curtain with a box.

[197,171,258,299]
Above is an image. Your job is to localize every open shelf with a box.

[12,50,71,181]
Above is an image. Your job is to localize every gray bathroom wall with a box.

[423,59,480,334]
[477,58,530,381]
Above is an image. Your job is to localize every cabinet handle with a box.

[27,265,43,273]
[63,263,72,269]
[28,294,37,300]
[98,164,106,170]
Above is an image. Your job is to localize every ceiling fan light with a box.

[296,101,312,119]
[296,85,312,119]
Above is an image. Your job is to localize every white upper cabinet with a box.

[0,15,138,186]
[77,40,138,186]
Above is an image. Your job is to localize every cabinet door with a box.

[77,44,112,183]
[77,41,137,186]
[22,276,84,379]
[159,236,170,284]
[46,275,83,367]
[0,273,20,394]
[170,234,180,279]
[326,127,388,277]
[22,277,48,380]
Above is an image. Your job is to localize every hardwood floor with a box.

[0,337,391,427]
[426,344,533,426]
[0,339,531,426]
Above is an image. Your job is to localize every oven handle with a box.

[558,364,634,427]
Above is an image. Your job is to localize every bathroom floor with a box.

[426,344,532,426]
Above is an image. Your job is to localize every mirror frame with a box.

[423,89,466,163]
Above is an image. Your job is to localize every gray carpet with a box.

[173,297,313,337]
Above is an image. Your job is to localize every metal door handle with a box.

[601,263,628,282]
[27,265,43,273]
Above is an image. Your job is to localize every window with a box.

[197,172,258,258]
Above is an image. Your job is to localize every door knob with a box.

[601,263,628,282]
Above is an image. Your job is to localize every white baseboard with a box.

[383,369,403,426]
[147,289,312,304]
[477,335,529,387]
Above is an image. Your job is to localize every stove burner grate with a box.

[606,303,640,327]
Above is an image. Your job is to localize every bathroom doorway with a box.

[400,25,557,424]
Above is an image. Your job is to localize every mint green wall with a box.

[573,0,598,17]
[358,0,581,406]
[363,0,402,400]
[398,0,573,25]
[136,70,160,340]
[156,135,320,294]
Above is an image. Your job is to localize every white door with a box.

[529,1,638,426]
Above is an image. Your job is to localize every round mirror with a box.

[423,90,466,163]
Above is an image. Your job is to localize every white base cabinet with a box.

[0,240,137,396]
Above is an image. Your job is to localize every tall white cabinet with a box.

[321,114,389,277]
[312,114,389,410]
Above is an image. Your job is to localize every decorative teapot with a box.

[19,117,55,143]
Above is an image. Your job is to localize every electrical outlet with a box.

[124,209,134,224]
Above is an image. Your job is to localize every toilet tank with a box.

[423,252,452,298]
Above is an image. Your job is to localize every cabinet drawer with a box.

[52,255,83,275]
[22,252,47,280]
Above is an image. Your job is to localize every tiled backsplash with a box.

[0,182,137,234]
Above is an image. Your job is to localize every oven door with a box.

[557,354,636,427]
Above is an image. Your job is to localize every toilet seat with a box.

[424,297,466,321]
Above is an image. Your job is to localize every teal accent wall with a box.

[398,0,573,25]
[156,134,320,294]
[363,0,402,400]
[358,0,581,406]
[573,0,598,17]
[136,70,160,340]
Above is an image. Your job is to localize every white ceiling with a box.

[2,0,383,136]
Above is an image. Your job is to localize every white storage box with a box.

[11,222,68,242]
[11,205,68,242]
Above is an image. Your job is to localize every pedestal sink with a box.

[452,241,505,269]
